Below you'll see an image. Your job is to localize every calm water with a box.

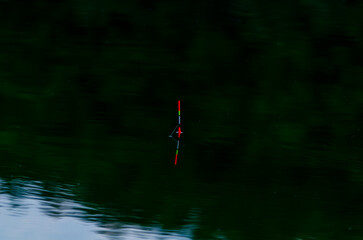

[1,1,363,239]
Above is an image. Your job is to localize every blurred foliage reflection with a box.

[0,0,363,239]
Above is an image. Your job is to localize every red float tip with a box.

[178,127,181,138]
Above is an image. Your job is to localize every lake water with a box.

[0,1,363,239]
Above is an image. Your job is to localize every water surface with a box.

[0,0,363,239]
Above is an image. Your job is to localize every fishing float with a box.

[169,100,183,165]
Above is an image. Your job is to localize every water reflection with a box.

[0,178,200,240]
[0,181,107,240]
[1,0,363,238]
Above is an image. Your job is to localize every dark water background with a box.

[0,0,363,239]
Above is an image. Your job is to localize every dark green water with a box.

[1,1,363,239]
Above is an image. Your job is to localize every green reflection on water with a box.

[0,0,363,239]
